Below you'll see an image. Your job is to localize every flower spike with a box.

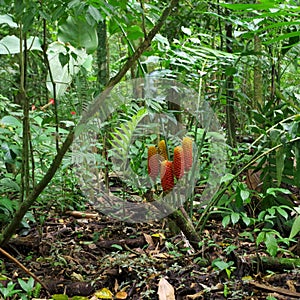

[147,145,160,181]
[158,140,168,161]
[173,146,185,180]
[182,137,193,172]
[160,160,174,192]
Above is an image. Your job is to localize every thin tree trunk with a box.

[97,20,110,190]
[19,26,30,202]
[254,34,264,109]
[225,14,236,149]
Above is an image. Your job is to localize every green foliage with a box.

[212,258,235,279]
[0,281,21,298]
[58,16,98,54]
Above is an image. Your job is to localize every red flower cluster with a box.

[147,137,193,192]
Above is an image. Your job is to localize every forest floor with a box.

[2,200,300,300]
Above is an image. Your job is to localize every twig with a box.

[0,247,50,295]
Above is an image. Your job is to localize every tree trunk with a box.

[225,13,237,150]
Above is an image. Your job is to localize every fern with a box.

[109,107,148,175]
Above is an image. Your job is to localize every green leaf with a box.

[276,207,288,220]
[275,146,285,186]
[264,31,300,45]
[109,108,148,171]
[111,244,123,251]
[88,5,103,23]
[18,277,34,293]
[289,215,300,239]
[220,2,276,11]
[231,212,240,225]
[266,187,291,197]
[127,25,144,40]
[0,35,42,54]
[181,26,192,36]
[52,295,69,300]
[0,115,22,127]
[240,189,250,202]
[241,214,251,226]
[0,14,18,28]
[58,16,98,54]
[213,260,226,270]
[225,67,237,76]
[220,173,235,184]
[265,232,278,257]
[256,231,265,246]
[0,197,14,212]
[58,52,69,68]
[222,215,230,228]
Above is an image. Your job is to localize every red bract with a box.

[147,146,160,181]
[173,146,185,180]
[182,137,193,172]
[49,98,55,105]
[160,160,174,192]
[70,111,76,115]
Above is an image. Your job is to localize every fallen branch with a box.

[248,281,300,298]
[250,256,300,271]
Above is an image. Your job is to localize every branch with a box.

[0,0,179,247]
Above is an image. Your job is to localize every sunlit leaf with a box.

[231,212,240,225]
[222,215,231,228]
[289,215,300,239]
[0,14,18,28]
[266,188,291,197]
[0,35,42,54]
[111,244,123,251]
[52,295,69,300]
[181,26,191,36]
[276,207,288,220]
[95,288,113,299]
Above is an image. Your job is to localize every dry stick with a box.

[248,281,300,298]
[0,247,49,295]
[0,0,179,247]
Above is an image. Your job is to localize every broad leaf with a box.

[265,232,278,257]
[0,14,18,28]
[289,215,300,239]
[0,35,42,54]
[58,16,98,54]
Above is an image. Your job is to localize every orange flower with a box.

[160,160,174,191]
[158,140,168,161]
[173,146,185,180]
[182,137,193,172]
[147,146,160,181]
